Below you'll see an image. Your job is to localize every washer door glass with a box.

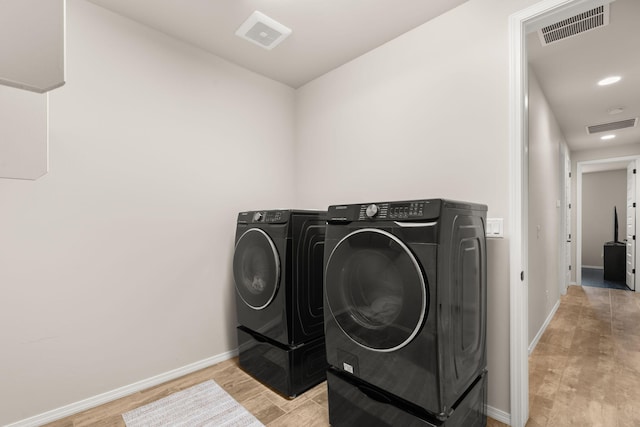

[325,229,427,352]
[233,228,280,310]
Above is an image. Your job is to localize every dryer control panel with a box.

[237,210,290,224]
[328,199,442,222]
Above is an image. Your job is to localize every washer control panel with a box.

[327,199,440,222]
[358,201,426,220]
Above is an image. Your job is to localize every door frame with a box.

[559,143,572,295]
[508,1,606,426]
[626,160,637,291]
[575,155,640,288]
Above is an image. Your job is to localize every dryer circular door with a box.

[233,228,281,310]
[325,228,428,352]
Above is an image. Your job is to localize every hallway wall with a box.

[527,69,565,346]
[582,170,626,267]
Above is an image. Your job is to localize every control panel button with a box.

[253,212,264,222]
[365,204,379,218]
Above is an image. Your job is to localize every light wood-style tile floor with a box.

[43,356,327,427]
[43,356,504,427]
[526,284,640,427]
[41,286,640,427]
[46,284,637,427]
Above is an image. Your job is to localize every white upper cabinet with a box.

[0,0,64,180]
[0,0,65,93]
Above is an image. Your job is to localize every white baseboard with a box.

[528,299,560,355]
[582,265,603,270]
[487,404,511,425]
[6,349,239,427]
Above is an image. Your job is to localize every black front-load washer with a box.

[233,209,328,397]
[323,199,487,421]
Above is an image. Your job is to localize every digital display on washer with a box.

[388,201,425,219]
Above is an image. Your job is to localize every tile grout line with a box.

[540,293,581,427]
[608,289,620,427]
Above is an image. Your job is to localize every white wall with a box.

[0,1,295,425]
[294,0,539,414]
[0,86,48,179]
[582,170,626,267]
[526,69,563,345]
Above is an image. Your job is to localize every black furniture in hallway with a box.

[603,241,625,282]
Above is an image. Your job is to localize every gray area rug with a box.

[122,380,264,427]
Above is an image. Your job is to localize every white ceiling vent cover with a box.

[586,118,638,134]
[538,4,609,46]
[235,11,292,50]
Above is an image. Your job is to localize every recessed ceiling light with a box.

[601,134,616,140]
[598,76,621,86]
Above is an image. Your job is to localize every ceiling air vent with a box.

[538,4,609,46]
[586,118,638,134]
[235,11,292,50]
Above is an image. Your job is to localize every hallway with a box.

[527,285,640,426]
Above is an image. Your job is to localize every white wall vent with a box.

[586,118,638,134]
[235,11,292,50]
[538,4,609,46]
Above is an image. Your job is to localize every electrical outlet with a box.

[486,218,504,238]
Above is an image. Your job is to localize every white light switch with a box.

[487,218,504,238]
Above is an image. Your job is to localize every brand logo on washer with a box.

[334,206,348,210]
[343,362,354,374]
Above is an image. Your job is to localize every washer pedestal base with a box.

[326,368,487,427]
[237,326,327,398]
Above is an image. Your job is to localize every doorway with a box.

[510,2,640,426]
[576,156,639,291]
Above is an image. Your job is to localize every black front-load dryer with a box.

[233,209,326,346]
[323,199,487,420]
[233,209,328,397]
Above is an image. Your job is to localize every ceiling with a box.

[86,0,468,89]
[86,0,639,154]
[527,0,640,153]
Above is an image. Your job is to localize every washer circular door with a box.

[233,228,280,310]
[325,228,427,352]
